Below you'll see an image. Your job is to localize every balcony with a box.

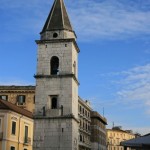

[79,141,91,149]
[17,102,26,108]
[24,137,31,145]
[79,128,91,135]
[46,109,61,117]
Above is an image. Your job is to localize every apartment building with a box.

[0,86,35,112]
[0,99,33,150]
[91,111,107,150]
[107,127,135,150]
[78,97,92,150]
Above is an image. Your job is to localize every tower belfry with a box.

[40,0,76,40]
[41,0,73,32]
[33,0,79,149]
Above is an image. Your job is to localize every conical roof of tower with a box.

[41,0,73,33]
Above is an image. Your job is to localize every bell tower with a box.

[33,0,79,149]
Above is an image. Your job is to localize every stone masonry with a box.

[33,0,79,149]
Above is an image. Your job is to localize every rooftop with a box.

[121,134,150,148]
[91,111,107,125]
[0,85,35,90]
[0,99,33,118]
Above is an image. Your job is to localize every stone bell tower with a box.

[33,0,79,149]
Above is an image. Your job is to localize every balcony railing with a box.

[17,102,26,107]
[24,137,31,145]
[46,108,61,117]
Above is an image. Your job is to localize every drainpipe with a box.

[18,115,23,150]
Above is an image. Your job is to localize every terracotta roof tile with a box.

[0,99,33,119]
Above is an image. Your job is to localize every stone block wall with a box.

[33,118,79,150]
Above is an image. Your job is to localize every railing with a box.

[17,102,26,107]
[46,108,61,117]
[24,137,31,145]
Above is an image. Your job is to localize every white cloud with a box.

[111,64,150,113]
[0,0,150,41]
[67,0,150,41]
[97,63,150,114]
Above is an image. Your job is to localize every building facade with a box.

[0,85,108,150]
[91,111,107,150]
[0,99,33,150]
[78,97,92,150]
[0,86,35,112]
[107,127,135,150]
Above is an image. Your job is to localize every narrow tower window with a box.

[51,97,57,109]
[51,56,59,75]
[73,61,76,76]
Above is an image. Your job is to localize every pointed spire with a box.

[41,0,73,33]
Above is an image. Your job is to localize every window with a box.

[80,134,82,142]
[73,61,76,76]
[80,106,82,112]
[51,97,57,109]
[11,121,16,135]
[0,95,8,100]
[88,112,90,118]
[83,136,85,143]
[85,110,87,116]
[80,120,81,127]
[53,32,58,38]
[86,123,88,130]
[88,124,90,131]
[33,95,35,104]
[24,126,28,143]
[51,56,59,75]
[82,108,84,114]
[17,95,26,105]
[10,146,15,150]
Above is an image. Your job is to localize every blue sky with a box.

[0,0,150,134]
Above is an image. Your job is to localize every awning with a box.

[121,134,150,148]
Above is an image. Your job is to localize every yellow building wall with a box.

[0,110,33,150]
[107,129,135,150]
[0,112,6,150]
